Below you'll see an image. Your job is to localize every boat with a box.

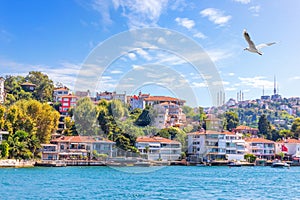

[271,159,290,168]
[227,161,242,167]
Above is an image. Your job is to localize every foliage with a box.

[7,130,33,160]
[224,111,239,131]
[258,114,272,139]
[0,141,9,158]
[244,153,256,163]
[74,97,99,136]
[63,116,78,136]
[291,118,300,139]
[135,107,156,127]
[25,71,54,102]
[157,127,187,150]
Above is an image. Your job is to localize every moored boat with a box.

[227,161,242,167]
[271,159,290,168]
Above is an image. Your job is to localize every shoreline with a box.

[1,159,299,168]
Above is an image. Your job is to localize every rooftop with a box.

[136,136,180,144]
[51,136,114,143]
[245,137,274,144]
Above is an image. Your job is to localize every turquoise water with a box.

[0,166,299,199]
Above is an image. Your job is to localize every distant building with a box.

[0,77,5,103]
[21,82,36,92]
[135,136,182,161]
[234,125,258,135]
[96,91,127,104]
[59,94,78,114]
[53,87,70,102]
[153,102,186,128]
[75,90,90,98]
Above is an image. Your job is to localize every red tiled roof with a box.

[61,95,78,98]
[245,137,274,143]
[51,136,114,143]
[54,88,69,91]
[235,125,258,131]
[21,82,36,86]
[144,96,185,102]
[136,136,180,144]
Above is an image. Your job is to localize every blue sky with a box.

[0,0,300,107]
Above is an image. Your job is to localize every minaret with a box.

[274,75,277,95]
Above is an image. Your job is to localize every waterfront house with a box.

[245,138,275,160]
[275,138,300,161]
[41,136,115,160]
[135,136,182,161]
[187,130,246,162]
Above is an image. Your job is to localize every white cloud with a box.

[91,0,113,25]
[290,76,300,80]
[225,87,237,91]
[157,37,167,45]
[135,48,152,61]
[206,49,233,62]
[112,0,168,29]
[200,8,232,26]
[228,73,235,76]
[132,64,145,70]
[175,17,195,30]
[127,52,136,60]
[110,70,123,74]
[232,0,251,4]
[238,76,273,89]
[192,82,207,88]
[193,32,207,39]
[249,5,261,16]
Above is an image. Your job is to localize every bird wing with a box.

[243,29,257,50]
[256,42,276,50]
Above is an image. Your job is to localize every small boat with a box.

[271,160,290,168]
[228,161,242,167]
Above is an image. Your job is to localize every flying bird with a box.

[243,29,276,55]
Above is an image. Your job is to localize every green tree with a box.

[74,97,99,136]
[244,153,256,163]
[0,141,9,158]
[25,71,54,102]
[135,107,156,126]
[224,111,239,131]
[258,114,272,139]
[291,118,300,139]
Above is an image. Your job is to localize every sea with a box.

[0,166,299,200]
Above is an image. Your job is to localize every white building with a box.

[135,136,182,161]
[0,77,5,104]
[187,130,246,162]
[53,87,70,102]
[153,102,186,129]
[245,138,275,160]
[275,138,300,160]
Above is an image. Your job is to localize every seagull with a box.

[243,29,276,55]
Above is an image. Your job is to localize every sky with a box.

[0,0,300,107]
